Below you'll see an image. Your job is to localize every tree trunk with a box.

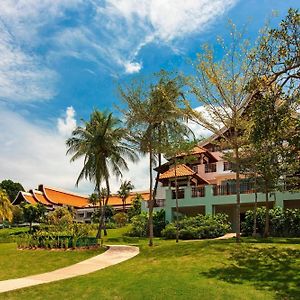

[103,177,110,237]
[148,148,154,247]
[263,183,269,238]
[123,199,126,212]
[152,153,162,207]
[235,146,241,243]
[96,189,103,239]
[252,174,258,237]
[175,159,179,243]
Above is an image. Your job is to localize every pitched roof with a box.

[159,164,195,179]
[39,185,88,208]
[13,191,37,205]
[31,189,52,206]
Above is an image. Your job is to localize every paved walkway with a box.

[0,245,139,294]
[182,232,236,242]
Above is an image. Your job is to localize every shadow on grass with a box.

[202,245,300,299]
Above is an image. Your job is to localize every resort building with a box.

[13,184,150,223]
[144,141,300,230]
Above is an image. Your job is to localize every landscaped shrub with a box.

[16,222,97,249]
[127,210,167,237]
[113,212,127,227]
[241,207,300,237]
[161,213,230,240]
[127,213,147,237]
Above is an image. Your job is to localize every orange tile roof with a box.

[41,185,88,208]
[31,189,52,206]
[159,164,195,179]
[39,185,150,208]
[22,192,38,205]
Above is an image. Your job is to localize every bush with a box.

[113,212,127,227]
[242,207,300,237]
[161,213,230,240]
[127,210,167,237]
[127,213,147,237]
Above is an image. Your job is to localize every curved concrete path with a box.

[0,245,139,294]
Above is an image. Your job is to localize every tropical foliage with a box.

[242,207,300,237]
[162,214,230,240]
[66,110,137,238]
[0,188,13,222]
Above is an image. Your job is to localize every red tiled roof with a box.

[31,189,52,206]
[40,185,88,208]
[159,164,195,179]
[21,192,37,205]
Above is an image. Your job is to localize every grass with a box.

[0,227,106,281]
[1,226,299,300]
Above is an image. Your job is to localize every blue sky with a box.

[0,0,298,194]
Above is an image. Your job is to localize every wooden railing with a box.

[213,183,255,196]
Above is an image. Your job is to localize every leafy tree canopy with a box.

[0,179,25,203]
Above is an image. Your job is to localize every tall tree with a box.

[0,188,13,223]
[120,71,191,246]
[189,24,254,242]
[119,70,193,246]
[248,87,299,237]
[22,203,46,231]
[0,179,24,203]
[118,180,134,212]
[67,110,137,239]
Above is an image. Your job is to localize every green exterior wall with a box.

[143,185,300,227]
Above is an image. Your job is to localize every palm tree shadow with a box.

[202,246,300,299]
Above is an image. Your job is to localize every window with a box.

[223,162,234,171]
[205,163,216,173]
[223,162,230,171]
[192,165,198,173]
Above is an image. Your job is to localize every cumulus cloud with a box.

[57,106,77,137]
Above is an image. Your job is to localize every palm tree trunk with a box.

[123,199,126,212]
[264,182,269,238]
[96,187,102,239]
[148,148,154,247]
[103,177,110,236]
[152,153,162,207]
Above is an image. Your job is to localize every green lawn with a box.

[0,227,105,281]
[1,227,299,300]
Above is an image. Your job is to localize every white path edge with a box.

[0,245,139,294]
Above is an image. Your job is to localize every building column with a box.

[205,204,213,215]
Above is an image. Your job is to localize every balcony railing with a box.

[191,186,205,197]
[172,189,185,199]
[213,183,255,196]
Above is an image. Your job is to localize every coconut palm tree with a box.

[119,70,194,246]
[118,180,134,212]
[67,110,138,239]
[0,188,13,223]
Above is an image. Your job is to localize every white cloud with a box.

[57,106,77,137]
[51,0,238,74]
[0,106,150,194]
[124,61,142,74]
[0,26,56,102]
[0,0,238,88]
